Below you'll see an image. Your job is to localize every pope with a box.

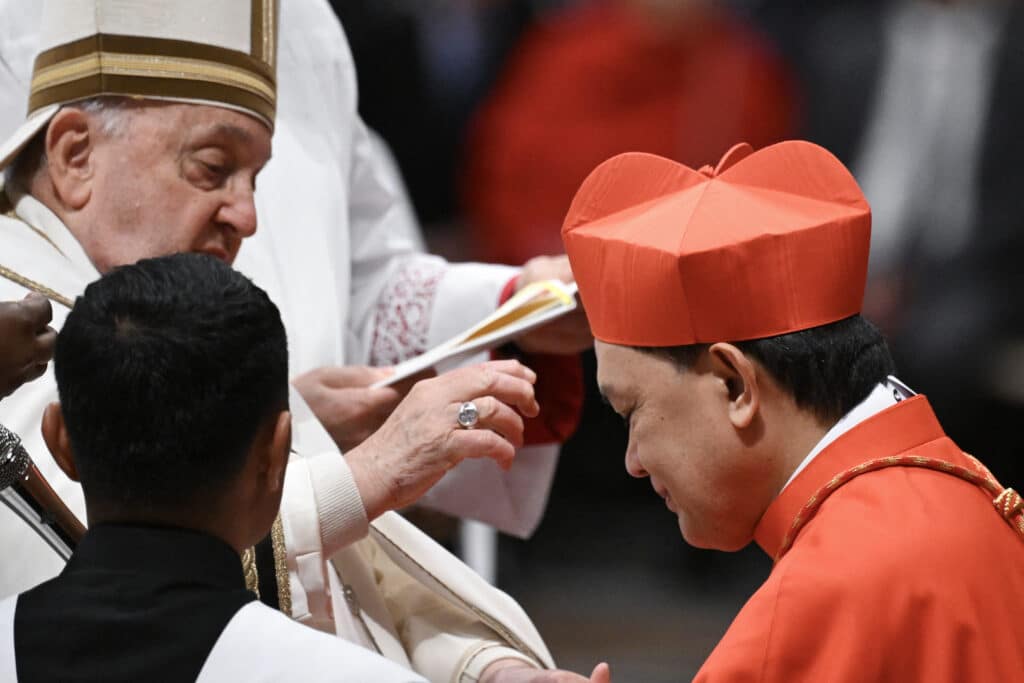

[563,141,1024,680]
[0,1,607,680]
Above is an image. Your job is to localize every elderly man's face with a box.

[596,340,777,551]
[78,102,271,273]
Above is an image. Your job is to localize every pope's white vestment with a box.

[240,0,560,536]
[0,0,560,537]
[0,1,562,680]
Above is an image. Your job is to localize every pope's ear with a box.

[44,107,96,210]
[41,401,79,482]
[707,343,760,430]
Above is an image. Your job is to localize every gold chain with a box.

[777,453,1023,562]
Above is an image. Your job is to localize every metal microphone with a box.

[0,424,85,561]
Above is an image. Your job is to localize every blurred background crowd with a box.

[331,0,1023,678]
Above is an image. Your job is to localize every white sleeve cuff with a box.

[458,645,541,683]
[307,450,371,554]
[427,262,520,350]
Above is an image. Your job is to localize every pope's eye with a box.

[185,147,234,189]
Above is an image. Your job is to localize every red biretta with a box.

[563,141,1024,681]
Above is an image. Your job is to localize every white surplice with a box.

[236,0,559,539]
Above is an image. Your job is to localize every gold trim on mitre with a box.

[29,27,276,129]
[251,0,277,71]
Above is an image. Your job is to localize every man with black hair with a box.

[563,142,1024,681]
[647,313,898,428]
[1,254,423,681]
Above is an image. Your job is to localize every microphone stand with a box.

[0,426,85,561]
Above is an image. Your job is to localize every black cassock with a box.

[8,524,254,682]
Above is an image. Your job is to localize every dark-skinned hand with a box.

[0,293,56,401]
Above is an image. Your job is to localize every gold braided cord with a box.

[270,515,291,615]
[994,488,1024,535]
[0,264,74,309]
[777,453,1024,562]
[241,546,260,598]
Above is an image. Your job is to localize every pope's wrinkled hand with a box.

[0,294,56,401]
[344,359,539,520]
[481,660,612,683]
[514,255,593,355]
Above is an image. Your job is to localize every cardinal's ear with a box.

[707,343,760,431]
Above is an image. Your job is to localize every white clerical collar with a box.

[8,185,99,281]
[780,376,916,492]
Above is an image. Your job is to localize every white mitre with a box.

[0,0,278,171]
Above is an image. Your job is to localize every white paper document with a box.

[372,280,579,388]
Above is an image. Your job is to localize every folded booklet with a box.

[372,279,579,388]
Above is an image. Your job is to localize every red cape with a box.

[697,396,1024,681]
